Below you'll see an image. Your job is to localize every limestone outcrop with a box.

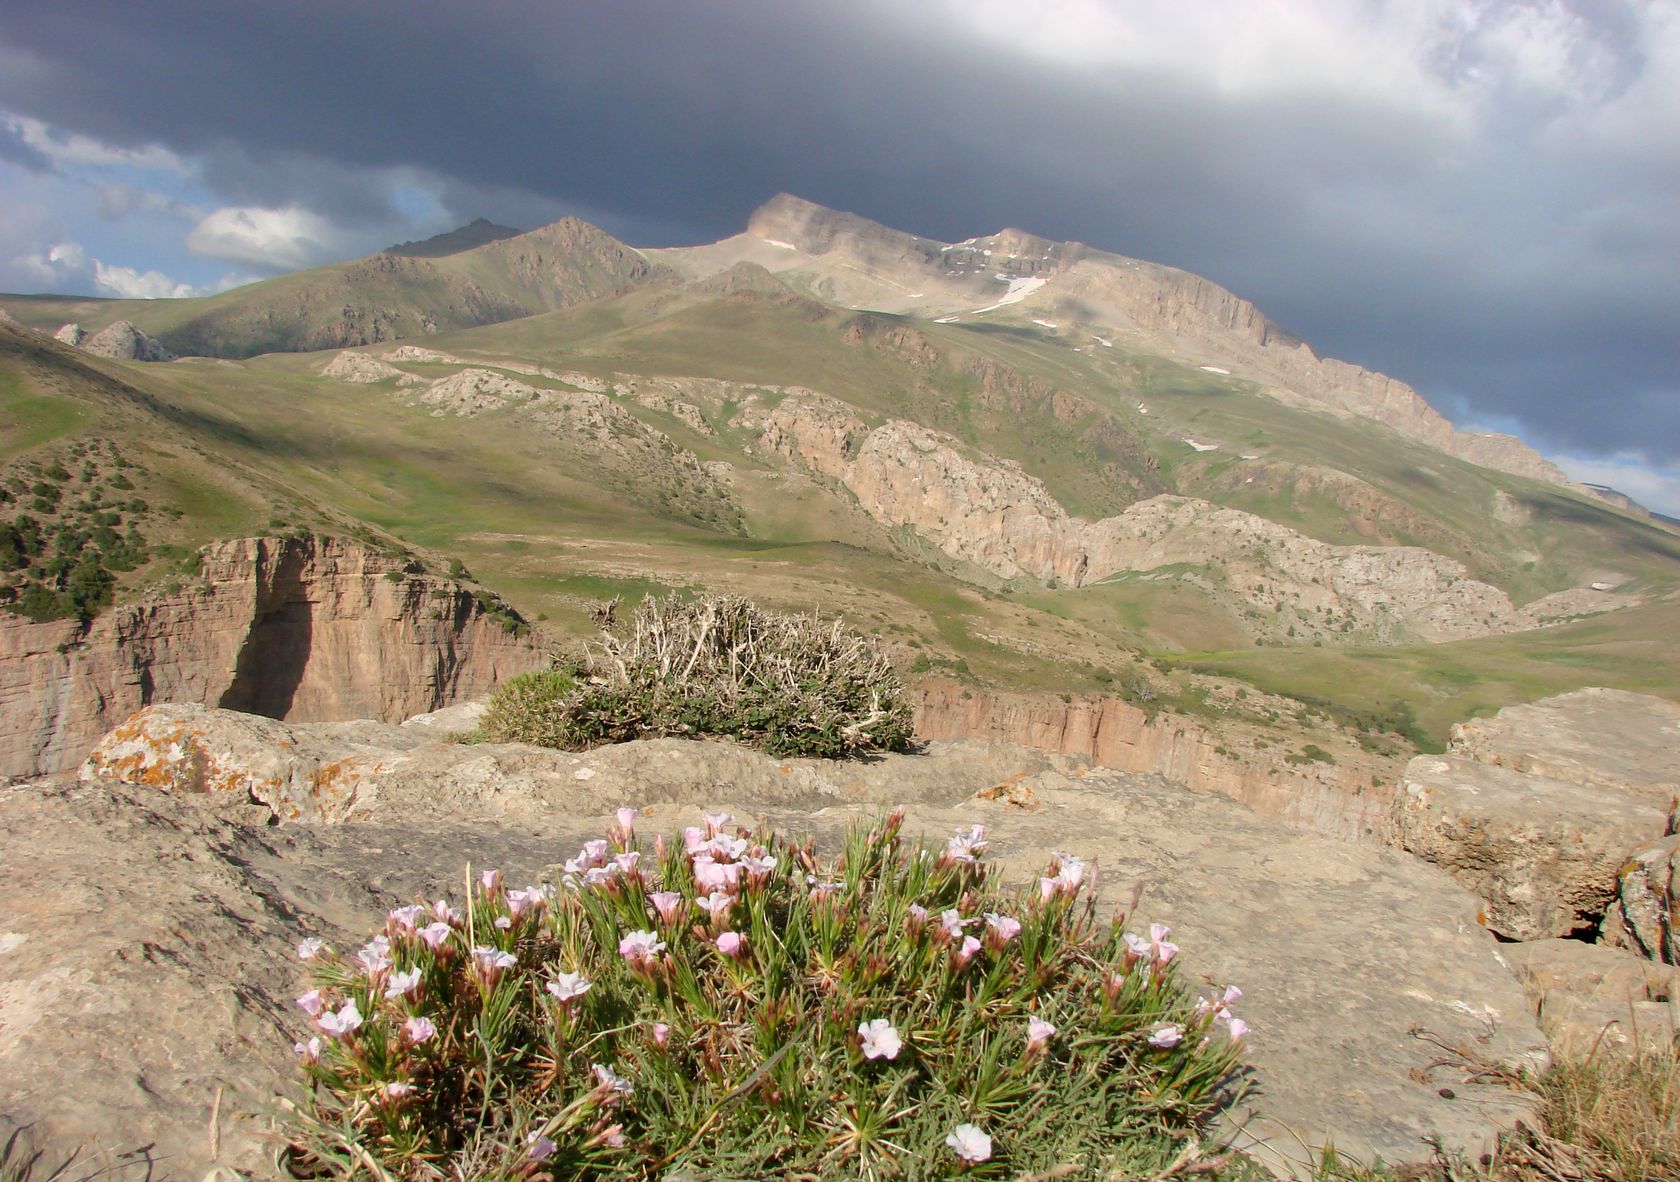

[0,535,544,778]
[754,391,1536,643]
[1393,689,1680,941]
[52,319,175,360]
[22,709,1545,1176]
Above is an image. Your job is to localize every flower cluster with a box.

[282,808,1247,1179]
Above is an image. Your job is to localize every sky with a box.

[1,0,1676,513]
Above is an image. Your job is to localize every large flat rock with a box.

[6,713,1548,1177]
[1447,687,1680,798]
[1393,754,1669,940]
[1393,689,1680,942]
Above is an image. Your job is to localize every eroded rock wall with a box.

[0,535,544,777]
[911,678,1391,839]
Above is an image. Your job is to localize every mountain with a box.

[383,216,524,257]
[3,196,1677,781]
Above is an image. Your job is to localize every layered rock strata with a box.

[0,535,544,778]
[912,678,1389,840]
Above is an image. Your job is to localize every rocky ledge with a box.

[0,703,1548,1177]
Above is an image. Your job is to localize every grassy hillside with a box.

[4,265,1676,764]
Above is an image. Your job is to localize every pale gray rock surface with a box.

[1393,689,1680,941]
[1500,939,1679,1055]
[23,710,1551,1177]
[1393,755,1666,940]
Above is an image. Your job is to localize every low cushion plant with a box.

[282,810,1248,1179]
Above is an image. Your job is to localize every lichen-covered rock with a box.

[81,319,174,361]
[1500,939,1680,1055]
[1601,834,1680,965]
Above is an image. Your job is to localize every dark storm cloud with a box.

[0,0,1674,473]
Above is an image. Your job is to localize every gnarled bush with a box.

[481,594,913,758]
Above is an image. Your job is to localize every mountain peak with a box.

[746,193,923,256]
[384,217,524,258]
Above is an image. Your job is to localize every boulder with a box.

[1499,939,1679,1056]
[53,322,86,346]
[1601,834,1680,966]
[25,711,1550,1177]
[1392,755,1668,939]
[1392,689,1680,941]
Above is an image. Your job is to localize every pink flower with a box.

[682,825,707,853]
[417,921,453,951]
[388,904,426,931]
[403,1015,436,1045]
[592,1062,634,1097]
[1026,1016,1056,1052]
[946,1124,992,1163]
[953,934,982,969]
[906,904,929,934]
[613,851,641,877]
[648,891,685,925]
[295,988,327,1018]
[546,971,592,1003]
[984,912,1021,947]
[857,1018,903,1060]
[385,967,422,999]
[715,931,747,959]
[526,1132,558,1163]
[471,946,517,977]
[1148,922,1179,965]
[1123,931,1152,961]
[618,930,666,967]
[616,806,639,833]
[493,915,513,930]
[1226,1018,1249,1042]
[432,900,461,925]
[945,823,988,863]
[1147,1024,1183,1049]
[741,853,777,885]
[709,833,748,860]
[296,937,327,960]
[582,839,609,865]
[703,811,733,837]
[692,856,741,894]
[384,1081,413,1099]
[1052,852,1086,889]
[696,891,735,922]
[355,935,393,976]
[935,909,970,945]
[318,999,363,1038]
[507,886,547,917]
[591,1124,626,1149]
[480,869,502,895]
[293,1036,322,1062]
[652,1022,671,1047]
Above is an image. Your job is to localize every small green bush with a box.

[479,670,580,747]
[281,812,1247,1180]
[481,595,913,759]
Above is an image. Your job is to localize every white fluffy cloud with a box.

[185,204,351,270]
[1,110,184,172]
[8,236,203,298]
[91,260,196,299]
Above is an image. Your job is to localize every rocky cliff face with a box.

[753,391,1533,643]
[51,318,175,361]
[911,678,1392,840]
[0,535,544,778]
